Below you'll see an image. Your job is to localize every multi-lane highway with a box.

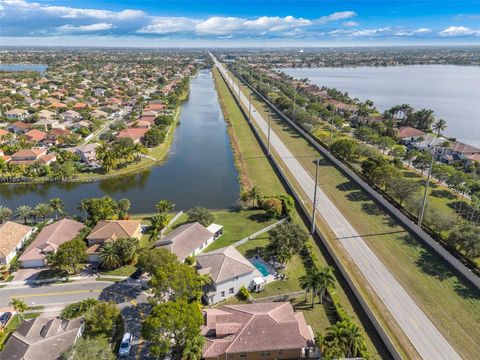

[212,54,461,360]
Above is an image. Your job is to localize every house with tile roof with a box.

[117,127,149,143]
[4,108,29,121]
[196,246,262,305]
[9,148,56,166]
[0,221,34,265]
[86,220,142,262]
[155,222,222,262]
[202,303,315,360]
[24,129,47,144]
[2,316,84,360]
[19,219,85,268]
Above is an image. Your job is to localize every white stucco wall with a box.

[209,272,255,304]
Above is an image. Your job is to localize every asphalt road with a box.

[213,56,461,360]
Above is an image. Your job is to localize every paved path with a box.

[213,55,461,360]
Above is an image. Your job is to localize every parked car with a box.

[118,332,132,357]
[0,312,12,328]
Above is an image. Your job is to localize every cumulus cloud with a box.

[343,21,359,27]
[439,26,480,36]
[395,28,432,36]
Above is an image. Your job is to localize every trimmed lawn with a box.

[100,264,137,277]
[231,71,480,360]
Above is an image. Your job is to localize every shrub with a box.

[262,197,283,218]
[186,207,214,227]
[61,298,99,319]
[237,286,250,301]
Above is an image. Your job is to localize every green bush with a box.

[237,286,250,301]
[61,298,99,319]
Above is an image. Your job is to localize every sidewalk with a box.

[1,274,128,288]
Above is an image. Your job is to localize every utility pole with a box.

[293,90,296,121]
[267,109,272,156]
[418,147,436,227]
[329,116,334,147]
[248,92,252,123]
[311,157,320,234]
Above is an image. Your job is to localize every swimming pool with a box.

[250,259,271,277]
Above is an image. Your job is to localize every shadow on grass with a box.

[453,279,480,300]
[431,189,456,200]
[361,202,383,216]
[346,190,370,202]
[336,180,358,192]
[415,249,454,281]
[247,212,272,223]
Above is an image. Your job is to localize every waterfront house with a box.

[155,222,223,262]
[2,316,84,360]
[0,221,34,265]
[68,142,100,165]
[396,126,427,145]
[9,148,56,166]
[412,133,447,151]
[202,303,315,360]
[117,127,149,143]
[4,108,29,121]
[442,141,480,165]
[19,219,85,268]
[196,246,262,305]
[86,220,142,262]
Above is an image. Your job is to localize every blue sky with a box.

[1,0,480,47]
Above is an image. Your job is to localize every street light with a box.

[311,157,320,234]
[418,147,436,227]
[248,92,252,123]
[267,108,272,156]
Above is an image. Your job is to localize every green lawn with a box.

[214,69,386,359]
[100,265,137,277]
[230,71,480,360]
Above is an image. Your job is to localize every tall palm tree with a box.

[299,268,318,304]
[433,118,447,135]
[341,320,365,358]
[155,199,175,213]
[0,205,12,223]
[15,205,32,224]
[150,212,170,238]
[78,200,89,220]
[316,266,336,305]
[49,198,64,220]
[10,298,28,321]
[249,186,262,207]
[99,242,122,270]
[34,203,53,221]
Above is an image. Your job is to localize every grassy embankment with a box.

[228,70,480,360]
[212,67,388,359]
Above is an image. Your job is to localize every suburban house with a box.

[396,126,426,145]
[68,142,100,165]
[196,246,262,305]
[4,108,29,120]
[117,127,149,143]
[60,110,82,122]
[86,220,142,262]
[0,128,11,143]
[2,316,84,360]
[202,303,315,360]
[441,141,480,165]
[9,148,56,166]
[19,219,85,268]
[8,121,32,134]
[155,222,223,262]
[412,133,447,151]
[0,221,34,265]
[24,129,47,144]
[90,109,108,119]
[33,118,61,132]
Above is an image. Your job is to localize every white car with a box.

[118,332,132,357]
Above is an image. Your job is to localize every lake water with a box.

[0,69,240,214]
[0,64,48,74]
[281,65,480,147]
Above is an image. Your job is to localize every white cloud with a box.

[343,21,359,27]
[439,26,480,36]
[137,17,199,34]
[57,23,115,32]
[316,11,356,23]
[350,27,391,37]
[395,28,432,36]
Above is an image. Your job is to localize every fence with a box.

[216,63,403,360]
[160,210,184,235]
[250,290,306,303]
[231,67,480,291]
[232,218,286,248]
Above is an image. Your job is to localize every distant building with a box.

[9,148,56,166]
[4,108,29,121]
[24,129,47,144]
[202,303,315,360]
[8,121,32,134]
[396,126,426,144]
[2,316,84,360]
[0,221,34,265]
[19,219,85,268]
[155,222,223,262]
[117,128,149,143]
[68,142,100,165]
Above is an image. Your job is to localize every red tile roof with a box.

[397,126,426,139]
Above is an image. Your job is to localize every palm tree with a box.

[299,268,318,304]
[316,266,336,305]
[182,335,205,360]
[49,198,64,220]
[10,298,28,321]
[0,205,12,223]
[78,200,88,220]
[155,199,174,213]
[249,186,262,207]
[99,242,122,270]
[34,203,52,221]
[15,205,32,224]
[322,319,365,359]
[150,212,170,238]
[433,118,447,135]
[341,320,365,358]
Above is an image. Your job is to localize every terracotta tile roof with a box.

[196,246,260,283]
[11,121,31,129]
[155,222,213,262]
[87,220,141,242]
[0,221,32,259]
[397,126,426,139]
[202,303,312,358]
[11,148,47,159]
[449,141,480,155]
[19,219,85,262]
[117,128,148,141]
[25,129,47,142]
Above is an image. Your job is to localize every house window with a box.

[221,291,225,297]
[239,354,247,358]
[277,350,283,355]
[229,287,234,294]
[261,351,271,357]
[228,355,234,359]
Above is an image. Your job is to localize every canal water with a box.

[0,64,48,74]
[0,69,240,214]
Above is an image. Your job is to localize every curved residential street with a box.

[212,55,461,360]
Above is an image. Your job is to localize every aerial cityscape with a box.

[0,1,479,359]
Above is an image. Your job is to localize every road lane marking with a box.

[10,289,101,299]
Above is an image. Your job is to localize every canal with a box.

[0,69,240,214]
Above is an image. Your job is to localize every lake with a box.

[0,64,48,74]
[0,69,240,214]
[281,65,480,147]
